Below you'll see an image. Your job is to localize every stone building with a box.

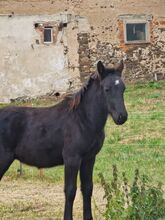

[0,0,164,102]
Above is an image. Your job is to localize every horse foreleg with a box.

[80,156,95,220]
[63,155,81,220]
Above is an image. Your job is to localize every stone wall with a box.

[0,0,164,102]
[77,33,91,80]
[77,30,165,82]
[77,15,165,82]
[116,15,165,81]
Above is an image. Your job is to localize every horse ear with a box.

[115,60,124,76]
[97,61,106,79]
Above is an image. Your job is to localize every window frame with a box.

[124,20,150,44]
[43,27,53,44]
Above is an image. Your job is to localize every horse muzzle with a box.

[112,112,128,125]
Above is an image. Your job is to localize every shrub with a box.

[99,165,165,220]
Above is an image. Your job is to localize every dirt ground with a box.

[0,177,105,220]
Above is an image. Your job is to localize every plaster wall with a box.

[0,14,89,102]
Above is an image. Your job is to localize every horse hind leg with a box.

[0,147,14,180]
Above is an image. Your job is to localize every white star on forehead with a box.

[115,80,120,85]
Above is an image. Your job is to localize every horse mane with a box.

[65,72,100,111]
[63,64,117,111]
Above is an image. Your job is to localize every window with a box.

[124,21,150,44]
[44,27,53,43]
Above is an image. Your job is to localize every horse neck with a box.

[78,80,108,132]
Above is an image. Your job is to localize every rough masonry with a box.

[0,0,164,102]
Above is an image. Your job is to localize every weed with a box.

[99,166,165,220]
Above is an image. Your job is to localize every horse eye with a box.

[104,87,110,92]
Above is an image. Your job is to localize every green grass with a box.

[2,81,165,184]
[94,81,165,184]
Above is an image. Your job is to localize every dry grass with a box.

[0,177,105,220]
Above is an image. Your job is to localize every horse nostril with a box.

[118,114,123,122]
[117,113,127,124]
[117,114,122,123]
[119,114,122,120]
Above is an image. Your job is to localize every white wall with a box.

[0,14,77,102]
